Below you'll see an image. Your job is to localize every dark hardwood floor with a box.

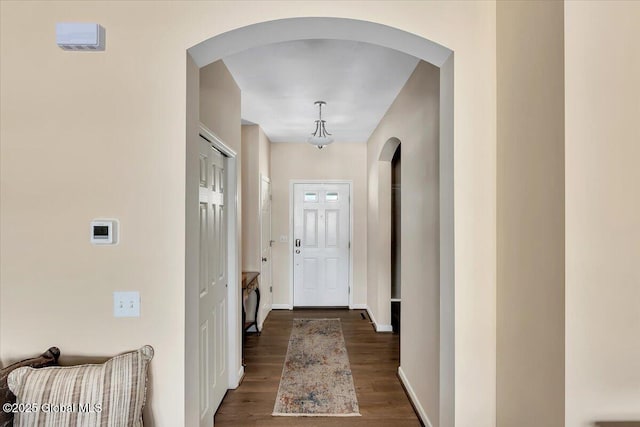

[214,309,421,426]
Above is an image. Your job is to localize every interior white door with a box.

[293,183,350,307]
[198,138,228,427]
[260,177,273,327]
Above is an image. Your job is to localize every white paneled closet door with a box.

[198,137,228,427]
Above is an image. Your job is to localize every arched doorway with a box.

[378,137,402,335]
[185,17,454,427]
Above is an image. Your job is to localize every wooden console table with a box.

[242,271,260,332]
[241,271,260,366]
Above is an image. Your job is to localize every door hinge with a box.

[348,241,351,249]
[270,286,273,293]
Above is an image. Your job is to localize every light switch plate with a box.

[113,291,140,317]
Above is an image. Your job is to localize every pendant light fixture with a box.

[308,101,334,149]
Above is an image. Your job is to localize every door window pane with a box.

[325,192,339,202]
[304,192,318,202]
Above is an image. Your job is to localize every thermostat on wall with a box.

[90,219,118,245]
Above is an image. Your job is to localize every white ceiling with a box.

[223,39,419,144]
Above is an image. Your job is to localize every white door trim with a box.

[288,179,354,309]
[198,124,242,389]
[259,174,272,328]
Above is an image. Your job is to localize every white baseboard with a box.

[273,303,368,311]
[366,306,378,328]
[229,365,244,389]
[398,366,433,427]
[376,324,393,332]
[365,307,393,332]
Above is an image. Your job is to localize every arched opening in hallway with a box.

[391,145,401,335]
[185,17,454,427]
[378,137,402,339]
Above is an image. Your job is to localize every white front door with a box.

[260,176,272,327]
[198,138,228,426]
[293,183,350,307]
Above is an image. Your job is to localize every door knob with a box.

[262,257,267,262]
[295,239,301,247]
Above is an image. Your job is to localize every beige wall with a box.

[565,2,640,426]
[0,2,497,426]
[367,60,441,424]
[258,127,271,180]
[270,142,367,308]
[496,2,565,426]
[241,124,271,326]
[200,61,241,154]
[443,6,497,426]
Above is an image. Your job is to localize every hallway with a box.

[214,309,421,426]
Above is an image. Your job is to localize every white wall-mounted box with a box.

[56,23,105,51]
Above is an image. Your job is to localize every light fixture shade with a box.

[308,135,334,146]
[308,101,334,149]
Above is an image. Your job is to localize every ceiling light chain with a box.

[308,101,334,149]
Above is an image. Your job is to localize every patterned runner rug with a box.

[272,318,360,417]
